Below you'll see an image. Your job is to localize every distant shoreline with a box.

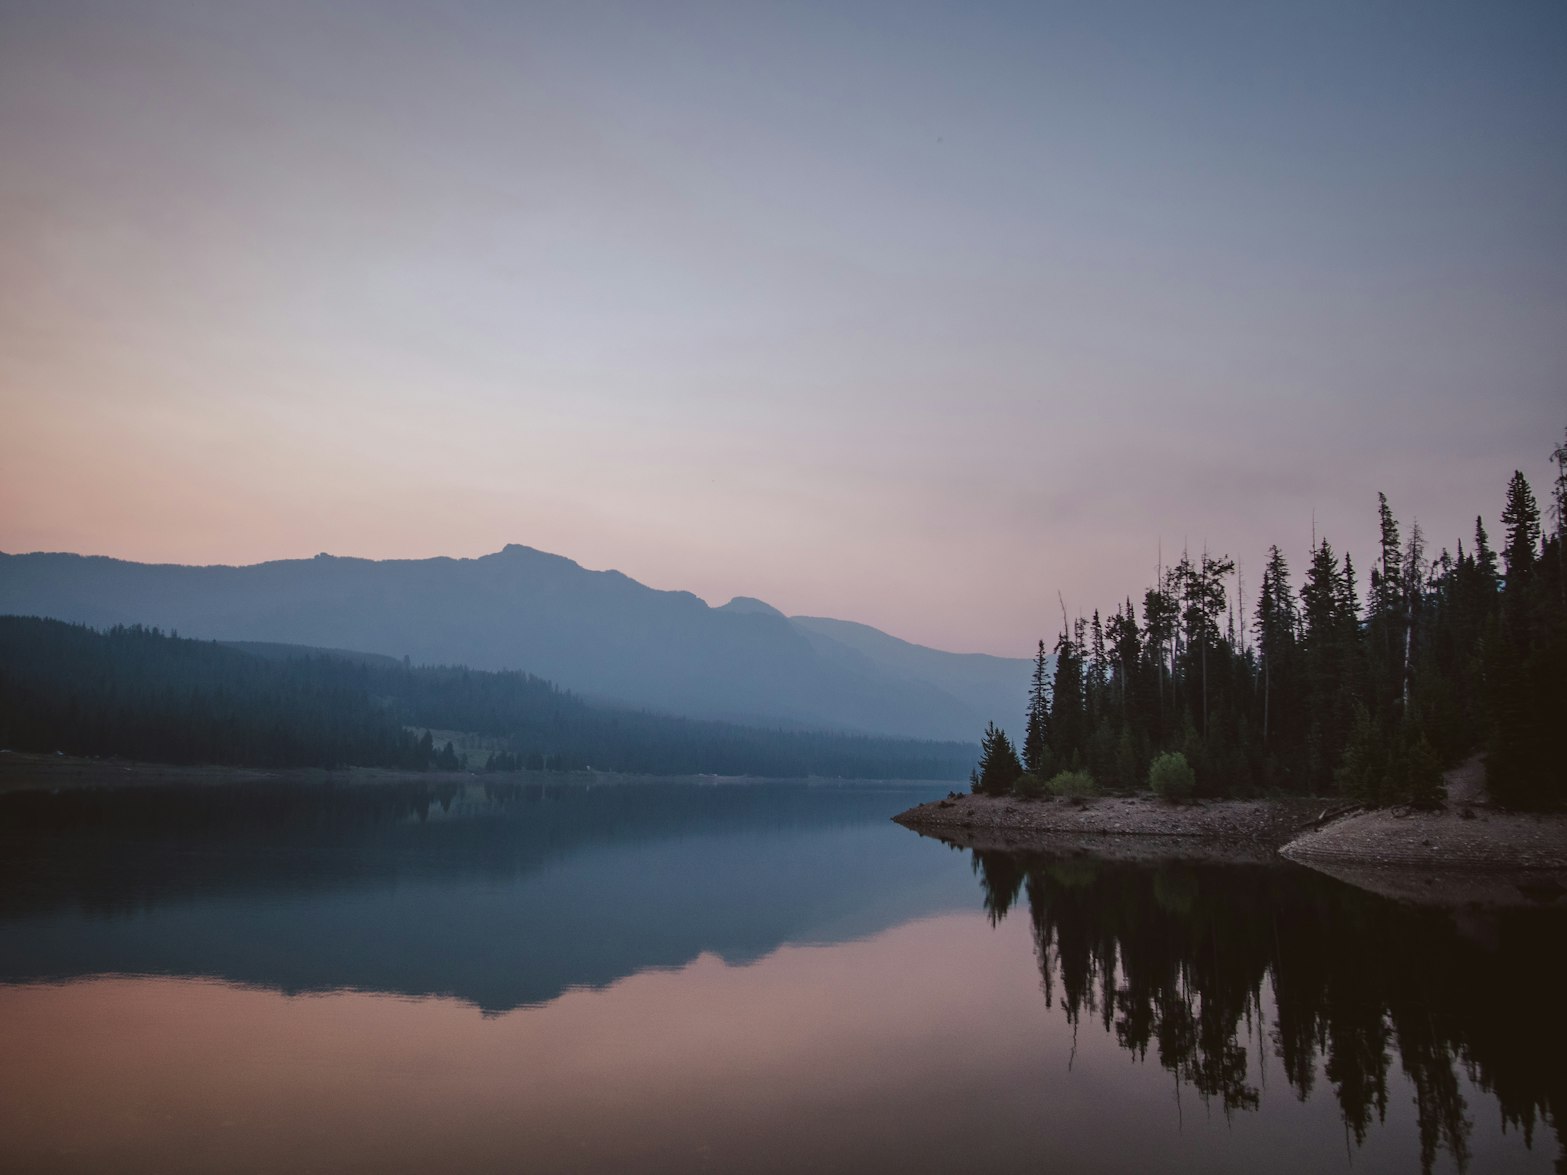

[0,752,952,795]
[0,752,514,794]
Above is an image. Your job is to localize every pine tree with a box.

[975,721,1024,796]
[1339,552,1361,626]
[1300,539,1359,791]
[1048,628,1086,768]
[1023,640,1051,776]
[1401,520,1426,712]
[1253,545,1297,754]
[1500,471,1541,585]
[1088,610,1109,716]
[1106,600,1141,719]
[1473,516,1499,587]
[1487,469,1563,808]
[1183,549,1235,737]
[1373,492,1404,619]
[1367,494,1407,713]
[1142,583,1178,730]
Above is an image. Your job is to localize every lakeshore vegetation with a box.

[974,442,1567,810]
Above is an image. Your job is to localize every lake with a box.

[1,777,1561,1173]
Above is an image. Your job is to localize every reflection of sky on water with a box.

[1,780,1560,1173]
[1,914,1543,1175]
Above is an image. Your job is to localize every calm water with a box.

[0,778,1561,1174]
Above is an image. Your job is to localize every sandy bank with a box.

[1278,760,1567,909]
[1279,805,1567,870]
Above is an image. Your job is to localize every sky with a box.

[2,0,1564,656]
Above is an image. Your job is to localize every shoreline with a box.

[893,791,1330,850]
[0,752,952,795]
[0,753,514,794]
[893,787,1567,907]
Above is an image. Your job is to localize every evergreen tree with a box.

[1298,540,1361,792]
[1142,582,1178,734]
[1367,494,1406,713]
[1182,549,1235,737]
[1487,471,1563,808]
[1106,600,1141,719]
[1401,520,1426,712]
[974,721,1024,796]
[1048,628,1086,768]
[1252,545,1298,767]
[1372,492,1404,620]
[1023,640,1051,776]
[1087,611,1109,717]
[1500,471,1541,585]
[1473,516,1499,588]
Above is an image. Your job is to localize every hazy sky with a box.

[3,1,1564,655]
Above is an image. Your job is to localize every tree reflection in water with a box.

[970,848,1566,1175]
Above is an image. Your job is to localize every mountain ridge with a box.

[0,545,1031,741]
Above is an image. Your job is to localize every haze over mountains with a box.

[0,545,1031,741]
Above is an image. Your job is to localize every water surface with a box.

[0,778,1561,1173]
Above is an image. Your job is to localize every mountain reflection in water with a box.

[0,778,963,1009]
[0,779,1563,1174]
[970,846,1567,1175]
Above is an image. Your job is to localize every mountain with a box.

[789,614,1032,735]
[0,545,1030,741]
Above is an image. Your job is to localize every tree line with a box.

[0,617,975,779]
[973,438,1567,808]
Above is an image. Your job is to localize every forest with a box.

[0,618,974,780]
[974,442,1567,809]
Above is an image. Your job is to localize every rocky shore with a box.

[893,791,1331,857]
[894,759,1567,908]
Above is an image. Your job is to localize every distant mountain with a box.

[0,545,1031,741]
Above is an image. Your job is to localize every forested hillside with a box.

[0,618,974,779]
[0,544,1028,741]
[974,443,1567,809]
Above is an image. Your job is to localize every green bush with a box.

[1012,771,1044,799]
[1148,751,1196,801]
[1046,769,1098,799]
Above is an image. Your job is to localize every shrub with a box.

[1148,751,1195,801]
[1012,771,1044,799]
[1046,769,1098,799]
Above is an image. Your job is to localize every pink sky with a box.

[3,3,1563,655]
